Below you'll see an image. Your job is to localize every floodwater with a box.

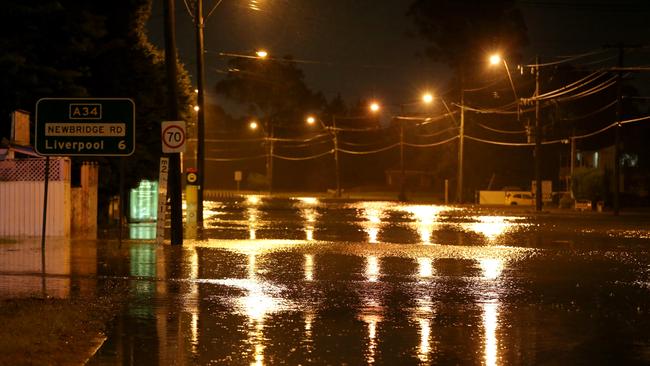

[2,197,650,365]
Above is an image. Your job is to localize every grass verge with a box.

[0,294,123,365]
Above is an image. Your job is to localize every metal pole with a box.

[570,135,576,197]
[534,56,543,212]
[268,125,274,194]
[119,157,124,244]
[41,156,50,283]
[399,114,406,201]
[614,45,623,215]
[195,0,206,229]
[164,0,183,245]
[457,71,465,203]
[333,117,341,197]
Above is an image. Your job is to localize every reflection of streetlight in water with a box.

[360,202,387,243]
[483,302,500,366]
[400,205,449,244]
[304,254,314,281]
[246,195,262,240]
[467,216,517,241]
[366,255,380,282]
[417,257,434,279]
[479,258,504,280]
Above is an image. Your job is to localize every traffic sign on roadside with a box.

[161,121,186,153]
[35,98,135,156]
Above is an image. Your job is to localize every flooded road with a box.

[2,197,650,364]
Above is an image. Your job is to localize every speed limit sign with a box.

[161,121,186,153]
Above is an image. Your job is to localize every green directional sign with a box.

[35,98,135,156]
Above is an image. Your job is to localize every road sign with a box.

[156,157,169,244]
[35,98,135,156]
[186,169,198,185]
[161,121,186,153]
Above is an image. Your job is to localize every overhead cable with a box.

[476,123,527,134]
[206,155,267,162]
[339,143,400,155]
[523,49,610,68]
[273,150,334,161]
[561,100,616,121]
[404,135,459,148]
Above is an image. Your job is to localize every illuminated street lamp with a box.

[369,101,381,113]
[256,49,268,59]
[489,53,518,102]
[305,116,316,125]
[249,120,259,130]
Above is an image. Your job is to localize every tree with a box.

[0,0,195,222]
[572,167,606,204]
[215,56,325,128]
[407,0,528,70]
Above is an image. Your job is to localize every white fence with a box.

[0,158,71,237]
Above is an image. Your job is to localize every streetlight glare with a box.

[489,54,502,65]
[369,102,380,112]
[256,50,268,58]
[306,116,316,125]
[422,93,434,104]
[249,121,259,130]
[193,105,200,112]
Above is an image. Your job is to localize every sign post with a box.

[156,157,170,244]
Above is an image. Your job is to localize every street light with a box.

[398,93,434,201]
[249,119,274,192]
[489,54,519,102]
[491,53,542,212]
[305,114,342,198]
[369,101,381,113]
[256,49,268,59]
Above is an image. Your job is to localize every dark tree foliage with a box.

[0,0,194,214]
[215,56,325,128]
[407,0,528,69]
[406,1,530,195]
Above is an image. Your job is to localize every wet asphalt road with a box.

[2,197,650,365]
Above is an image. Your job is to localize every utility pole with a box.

[332,117,341,198]
[163,0,183,245]
[266,123,274,193]
[399,104,407,201]
[614,44,624,216]
[195,0,206,229]
[534,55,543,212]
[457,69,465,203]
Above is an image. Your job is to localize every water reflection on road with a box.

[2,197,650,365]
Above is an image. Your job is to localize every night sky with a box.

[147,1,650,116]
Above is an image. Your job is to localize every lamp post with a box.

[398,93,433,201]
[489,54,519,103]
[194,0,206,231]
[249,120,274,192]
[490,53,542,211]
[306,115,341,197]
[457,68,465,204]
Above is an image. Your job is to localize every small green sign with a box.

[35,98,135,156]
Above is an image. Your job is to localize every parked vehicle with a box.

[506,192,534,205]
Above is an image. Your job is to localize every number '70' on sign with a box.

[161,121,186,153]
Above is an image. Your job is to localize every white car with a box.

[506,192,534,206]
